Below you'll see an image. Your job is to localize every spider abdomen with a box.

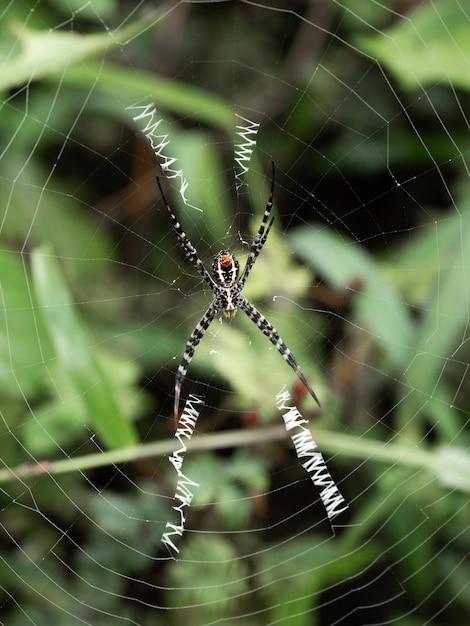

[215,287,240,320]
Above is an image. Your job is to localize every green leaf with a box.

[31,245,138,449]
[2,17,232,130]
[356,0,470,91]
[0,250,52,398]
[162,129,233,244]
[0,158,114,280]
[1,19,233,129]
[66,62,234,131]
[22,350,147,456]
[290,225,413,370]
[0,23,113,91]
[185,450,268,529]
[168,535,248,609]
[394,199,470,440]
[0,15,151,92]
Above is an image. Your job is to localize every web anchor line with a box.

[161,394,204,556]
[277,388,348,522]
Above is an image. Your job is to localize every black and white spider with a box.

[157,163,320,427]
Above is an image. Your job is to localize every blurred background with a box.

[1,1,469,624]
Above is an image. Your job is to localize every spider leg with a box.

[238,162,275,288]
[156,177,215,290]
[173,302,218,428]
[238,296,321,408]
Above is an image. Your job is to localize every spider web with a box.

[1,1,469,624]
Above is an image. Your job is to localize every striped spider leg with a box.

[157,163,320,429]
[237,296,321,407]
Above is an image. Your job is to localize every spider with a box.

[157,163,320,428]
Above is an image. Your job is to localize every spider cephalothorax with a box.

[157,163,320,428]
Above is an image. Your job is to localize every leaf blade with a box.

[31,245,139,449]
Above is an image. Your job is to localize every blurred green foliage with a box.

[0,1,469,625]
